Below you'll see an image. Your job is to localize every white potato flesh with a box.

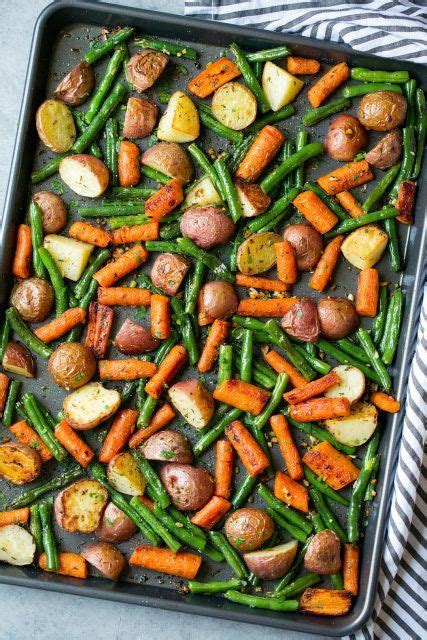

[262,62,304,111]
[57,480,108,533]
[211,82,257,130]
[183,176,222,209]
[0,525,36,566]
[324,402,378,447]
[44,234,93,281]
[59,155,110,197]
[63,382,121,430]
[341,225,388,270]
[157,91,200,143]
[236,183,258,217]
[108,452,146,496]
[168,380,214,429]
[36,99,76,152]
[324,365,366,404]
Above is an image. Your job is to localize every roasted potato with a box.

[63,382,121,430]
[44,234,94,281]
[358,91,407,131]
[48,343,96,390]
[281,299,320,343]
[150,253,191,296]
[317,297,359,340]
[324,365,366,405]
[157,91,200,143]
[53,61,94,106]
[10,277,54,323]
[183,176,222,210]
[142,142,194,185]
[211,82,257,130]
[107,452,146,496]
[262,62,303,111]
[143,429,193,464]
[244,540,298,579]
[36,99,76,152]
[282,224,324,272]
[159,463,214,511]
[168,380,215,429]
[2,341,35,378]
[114,318,160,355]
[180,206,235,249]
[123,96,158,139]
[198,281,238,324]
[341,225,388,269]
[325,115,368,162]
[237,232,282,275]
[225,508,274,552]
[33,191,68,234]
[0,524,36,566]
[304,530,342,575]
[0,442,41,485]
[126,49,169,92]
[82,542,126,581]
[365,129,402,169]
[325,401,378,447]
[54,479,108,533]
[235,179,271,218]
[95,502,137,543]
[59,154,109,198]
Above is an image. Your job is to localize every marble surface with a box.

[0,2,330,639]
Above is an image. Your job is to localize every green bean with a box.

[239,329,253,383]
[29,202,47,278]
[252,60,263,80]
[258,484,313,534]
[311,511,325,533]
[194,407,243,456]
[362,163,401,213]
[134,36,197,60]
[84,27,134,64]
[350,68,409,84]
[265,320,316,381]
[252,373,288,431]
[229,224,246,272]
[38,247,68,316]
[379,288,404,365]
[404,79,417,127]
[390,127,416,203]
[303,182,349,221]
[266,508,307,543]
[22,393,67,461]
[294,130,308,189]
[326,206,398,238]
[356,328,391,392]
[188,143,226,200]
[166,505,207,542]
[273,535,313,592]
[275,573,320,599]
[316,338,382,385]
[245,186,300,233]
[261,143,323,194]
[132,450,170,509]
[305,342,317,357]
[412,89,426,179]
[108,214,148,229]
[347,431,380,542]
[309,488,347,543]
[111,186,155,199]
[279,140,295,194]
[230,43,270,113]
[73,249,110,299]
[176,237,234,283]
[153,504,206,552]
[130,497,180,552]
[233,348,276,390]
[214,155,242,222]
[66,279,98,342]
[372,286,389,347]
[292,343,331,375]
[341,83,403,98]
[6,465,83,508]
[335,338,370,364]
[208,531,249,578]
[136,391,158,428]
[330,573,344,589]
[184,261,205,314]
[104,117,119,184]
[188,578,245,594]
[217,344,233,386]
[383,218,401,273]
[246,46,291,62]
[0,318,11,362]
[39,499,59,571]
[5,308,52,359]
[227,135,256,174]
[231,473,257,510]
[78,203,146,218]
[364,455,380,502]
[199,110,243,143]
[29,504,44,554]
[170,297,198,366]
[302,97,351,127]
[85,48,125,124]
[304,466,350,506]
[2,380,21,427]
[30,153,70,184]
[72,109,103,158]
[282,408,356,455]
[225,590,298,611]
[245,105,295,133]
[141,165,171,184]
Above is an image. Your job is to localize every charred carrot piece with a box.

[302,441,360,490]
[145,179,184,222]
[85,301,97,351]
[129,546,202,579]
[198,319,230,373]
[12,224,32,278]
[0,507,30,527]
[226,419,270,477]
[191,495,232,529]
[275,240,298,285]
[299,588,352,615]
[39,552,88,579]
[274,470,309,512]
[284,371,340,405]
[99,359,157,381]
[145,345,188,399]
[307,62,350,108]
[287,56,320,75]
[110,222,159,244]
[9,420,53,463]
[309,236,344,292]
[69,221,111,247]
[290,397,350,422]
[118,140,140,187]
[236,125,285,182]
[128,403,175,448]
[188,57,241,98]
[214,439,234,499]
[317,160,373,195]
[237,297,298,318]
[150,294,171,340]
[98,408,139,463]
[270,414,304,480]
[343,543,359,596]
[54,420,95,468]
[0,373,10,417]
[213,379,270,416]
[263,350,307,390]
[356,268,379,317]
[336,191,365,218]
[92,303,114,359]
[235,274,291,292]
[293,191,338,234]
[370,391,401,413]
[34,307,86,343]
[98,286,151,307]
[93,244,149,287]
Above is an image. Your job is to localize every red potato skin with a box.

[365,129,402,169]
[59,154,110,197]
[325,115,368,162]
[180,206,236,249]
[243,541,298,579]
[53,61,94,106]
[168,380,215,429]
[150,253,191,296]
[141,142,194,185]
[114,318,160,355]
[123,97,158,139]
[198,281,238,325]
[281,299,321,343]
[304,530,342,575]
[95,502,137,543]
[2,341,35,378]
[358,91,407,131]
[317,297,359,340]
[10,277,54,323]
[126,50,169,92]
[283,224,323,272]
[54,480,108,533]
[159,463,214,511]
[32,191,67,234]
[82,541,126,580]
[143,429,193,464]
[224,508,274,552]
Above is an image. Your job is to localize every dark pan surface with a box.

[0,1,425,635]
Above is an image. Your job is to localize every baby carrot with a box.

[284,371,340,405]
[335,191,365,218]
[236,125,285,182]
[93,244,149,287]
[317,160,373,195]
[54,420,95,468]
[12,224,32,278]
[98,409,139,463]
[226,419,270,477]
[290,397,351,422]
[191,495,232,529]
[145,345,188,398]
[293,191,338,234]
[118,140,140,187]
[270,414,303,480]
[356,268,379,317]
[150,294,171,340]
[307,62,350,108]
[370,391,401,413]
[97,286,151,307]
[92,303,114,359]
[110,222,159,244]
[128,403,175,448]
[188,57,241,98]
[235,274,290,292]
[213,379,270,415]
[0,507,30,527]
[303,441,359,490]
[263,350,307,390]
[39,552,88,579]
[309,236,344,292]
[237,297,298,318]
[214,439,234,499]
[0,373,10,417]
[9,420,53,463]
[34,307,86,342]
[145,179,184,221]
[99,359,157,381]
[198,319,229,373]
[274,471,309,512]
[129,546,202,579]
[69,221,111,247]
[343,543,360,596]
[287,57,320,75]
[275,240,298,284]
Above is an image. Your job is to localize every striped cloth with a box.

[185,5,427,638]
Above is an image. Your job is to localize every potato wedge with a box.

[2,342,35,378]
[157,91,200,143]
[36,99,76,152]
[107,452,146,496]
[63,382,121,430]
[341,225,388,270]
[54,479,108,533]
[82,542,126,580]
[211,82,257,130]
[0,524,36,566]
[183,176,222,210]
[237,232,282,275]
[324,365,365,404]
[235,179,271,218]
[53,61,94,106]
[168,380,215,429]
[59,154,110,198]
[142,142,194,185]
[262,62,304,111]
[44,234,94,282]
[0,443,41,485]
[244,540,298,580]
[324,401,378,447]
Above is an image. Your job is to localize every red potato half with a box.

[59,154,109,197]
[224,508,275,552]
[283,224,323,272]
[143,429,193,464]
[53,61,94,106]
[0,442,41,485]
[32,191,68,234]
[95,502,137,543]
[198,281,238,324]
[159,463,214,511]
[54,479,108,533]
[114,318,160,355]
[244,540,298,579]
[304,529,342,575]
[180,206,235,249]
[2,341,35,378]
[82,542,126,580]
[325,115,368,162]
[168,380,215,429]
[123,97,158,139]
[107,452,146,496]
[281,299,321,343]
[150,253,191,296]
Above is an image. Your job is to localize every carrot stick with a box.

[356,268,379,317]
[110,222,159,244]
[198,319,230,373]
[274,470,309,512]
[263,349,307,390]
[293,191,338,234]
[299,588,352,616]
[237,297,298,318]
[302,441,360,490]
[93,244,149,287]
[284,371,340,405]
[145,345,188,398]
[98,408,139,463]
[370,391,401,414]
[309,236,344,292]
[191,495,232,529]
[34,307,86,343]
[129,546,202,579]
[317,160,373,195]
[226,419,270,477]
[118,140,140,187]
[287,57,320,75]
[335,191,365,218]
[343,543,359,596]
[54,420,95,468]
[188,57,241,98]
[99,359,157,381]
[69,221,111,247]
[214,440,234,499]
[235,274,291,292]
[98,286,151,307]
[9,420,53,463]
[236,125,285,182]
[395,180,416,224]
[213,379,270,416]
[84,301,97,351]
[145,179,184,222]
[0,373,10,417]
[12,224,32,278]
[0,507,30,527]
[128,403,175,448]
[92,303,114,359]
[270,414,304,480]
[137,495,154,510]
[290,397,350,422]
[307,62,350,108]
[150,294,171,340]
[275,240,298,285]
[39,552,88,579]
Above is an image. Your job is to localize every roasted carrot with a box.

[12,224,32,278]
[110,222,159,244]
[263,350,307,390]
[145,345,188,398]
[34,307,86,343]
[98,286,151,307]
[292,191,338,234]
[299,588,352,616]
[336,191,365,218]
[0,373,10,417]
[84,301,97,351]
[150,294,171,340]
[287,56,320,75]
[343,543,360,596]
[307,62,350,108]
[370,391,401,414]
[118,140,140,187]
[235,274,291,292]
[54,420,95,468]
[284,371,340,405]
[99,359,157,381]
[226,420,270,477]
[129,546,202,579]
[290,397,351,422]
[39,552,88,579]
[395,180,416,224]
[9,420,53,463]
[188,57,241,98]
[69,221,111,247]
[214,439,234,499]
[191,495,232,529]
[93,244,149,287]
[137,495,154,510]
[275,240,298,285]
[145,179,184,222]
[317,160,373,195]
[356,268,379,317]
[128,403,175,448]
[92,303,114,359]
[302,441,360,490]
[309,236,344,292]
[236,125,285,182]
[213,379,270,416]
[198,319,230,373]
[0,507,30,527]
[237,297,298,318]
[274,470,309,512]
[270,414,304,480]
[98,409,139,463]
